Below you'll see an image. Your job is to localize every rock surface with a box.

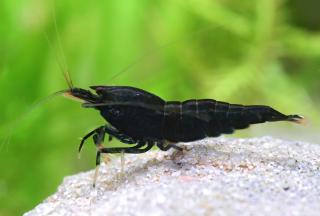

[24,137,320,216]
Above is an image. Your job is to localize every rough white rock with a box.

[24,137,320,216]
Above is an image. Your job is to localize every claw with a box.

[78,129,97,157]
[78,139,85,153]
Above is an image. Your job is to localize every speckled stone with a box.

[24,137,320,216]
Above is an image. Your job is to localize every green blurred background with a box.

[1,0,320,214]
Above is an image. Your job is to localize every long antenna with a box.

[1,2,73,151]
[43,32,72,89]
[0,90,67,152]
[51,0,73,89]
[107,24,224,83]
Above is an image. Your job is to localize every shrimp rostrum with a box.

[64,85,304,185]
